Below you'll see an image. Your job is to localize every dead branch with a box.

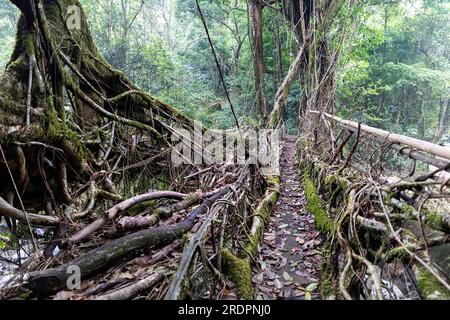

[0,196,59,226]
[94,271,166,300]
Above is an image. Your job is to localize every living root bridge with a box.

[0,0,286,301]
[27,187,230,296]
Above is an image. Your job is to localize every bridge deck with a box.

[253,137,323,300]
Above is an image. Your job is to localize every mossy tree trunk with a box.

[0,0,195,220]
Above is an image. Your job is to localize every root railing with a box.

[298,110,450,300]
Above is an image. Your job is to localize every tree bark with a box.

[434,98,450,143]
[0,0,197,222]
[249,0,267,122]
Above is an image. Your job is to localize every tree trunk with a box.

[0,0,196,233]
[420,100,425,140]
[249,0,267,122]
[434,98,450,143]
[272,17,283,87]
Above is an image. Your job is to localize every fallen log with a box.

[370,136,450,173]
[26,187,230,297]
[66,191,186,245]
[389,197,450,233]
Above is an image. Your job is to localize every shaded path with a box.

[252,136,323,300]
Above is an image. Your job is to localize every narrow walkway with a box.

[253,136,323,300]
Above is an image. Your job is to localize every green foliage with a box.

[0,2,18,71]
[336,0,449,142]
[0,0,447,136]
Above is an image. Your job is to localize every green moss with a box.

[220,175,280,299]
[319,267,336,297]
[324,175,347,192]
[384,192,395,206]
[21,33,35,56]
[245,176,280,255]
[302,170,335,234]
[0,93,24,116]
[425,212,445,231]
[324,174,348,206]
[44,99,85,161]
[317,242,341,298]
[185,193,200,203]
[266,175,281,186]
[418,268,450,300]
[6,55,27,76]
[221,249,253,300]
[385,246,414,263]
[268,107,282,129]
[44,2,64,30]
[399,203,414,216]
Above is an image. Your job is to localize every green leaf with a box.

[283,272,293,282]
[306,283,318,292]
[260,261,267,270]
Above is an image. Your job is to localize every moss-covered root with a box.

[219,176,279,300]
[246,175,280,255]
[417,268,450,300]
[302,171,334,234]
[221,249,253,300]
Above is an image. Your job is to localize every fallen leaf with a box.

[306,283,318,292]
[290,261,300,268]
[291,247,302,254]
[273,279,283,290]
[254,273,264,285]
[260,261,267,270]
[257,285,273,294]
[283,271,293,281]
[293,289,306,297]
[265,269,276,280]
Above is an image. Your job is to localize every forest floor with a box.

[252,136,323,300]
